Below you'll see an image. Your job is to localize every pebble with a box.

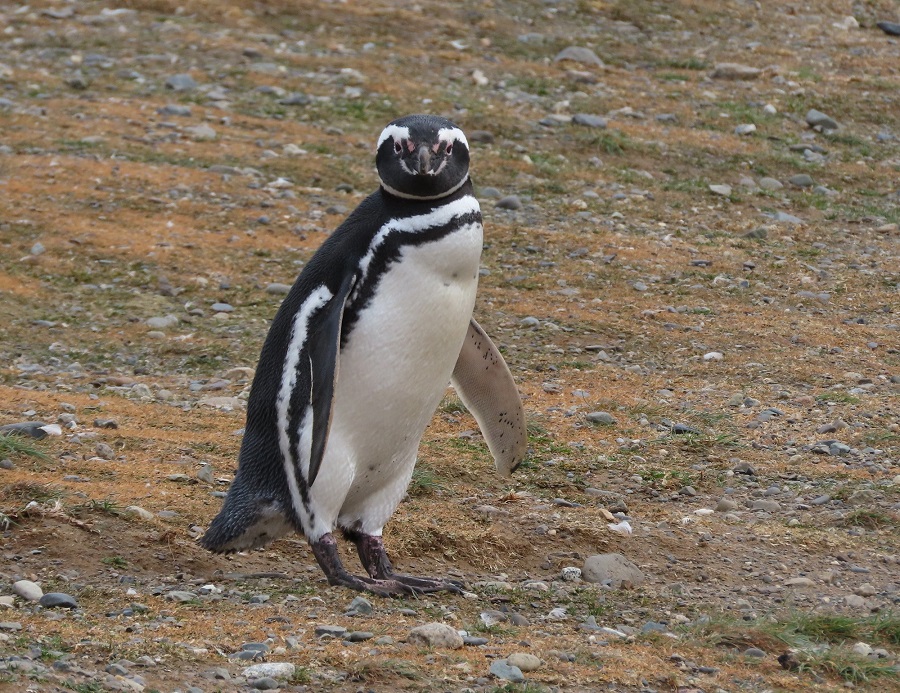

[496,195,523,210]
[744,647,767,658]
[572,113,607,128]
[13,580,43,602]
[715,498,738,512]
[711,63,761,79]
[95,442,116,460]
[734,123,756,135]
[242,663,295,680]
[784,577,815,588]
[489,660,525,683]
[125,506,154,521]
[806,109,838,131]
[346,596,373,615]
[758,176,783,191]
[703,351,724,361]
[165,73,197,91]
[186,124,217,141]
[165,591,198,602]
[586,411,617,425]
[266,283,291,295]
[553,46,604,67]
[507,653,541,672]
[582,553,645,588]
[39,593,78,609]
[407,623,463,649]
[708,184,732,196]
[251,678,280,690]
[789,174,814,187]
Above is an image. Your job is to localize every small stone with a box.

[315,624,347,638]
[711,63,761,80]
[852,642,873,657]
[554,46,604,67]
[784,577,815,588]
[496,195,523,210]
[758,177,783,191]
[744,647,767,658]
[715,498,738,512]
[845,594,866,608]
[266,283,291,295]
[165,591,198,602]
[582,553,645,588]
[39,593,78,609]
[489,660,525,683]
[586,411,617,425]
[251,678,280,691]
[13,580,43,602]
[186,124,217,141]
[709,184,732,196]
[94,418,118,429]
[572,113,607,128]
[165,73,197,91]
[95,442,116,460]
[806,109,838,131]
[855,583,876,597]
[733,461,756,475]
[751,499,781,512]
[407,622,463,649]
[561,567,582,581]
[242,663,295,680]
[125,506,154,521]
[158,104,192,116]
[734,123,756,135]
[507,653,541,672]
[346,596,373,615]
[704,351,724,361]
[789,174,814,187]
[0,621,22,631]
[346,631,374,642]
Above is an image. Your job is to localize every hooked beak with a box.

[414,144,431,174]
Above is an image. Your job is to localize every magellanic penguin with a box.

[201,114,527,596]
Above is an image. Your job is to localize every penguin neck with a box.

[379,174,472,204]
[378,176,475,213]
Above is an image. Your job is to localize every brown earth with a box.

[0,1,898,692]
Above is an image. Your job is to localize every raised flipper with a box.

[306,271,356,486]
[451,318,527,475]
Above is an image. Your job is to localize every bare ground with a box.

[0,1,898,691]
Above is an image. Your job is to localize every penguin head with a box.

[375,114,471,200]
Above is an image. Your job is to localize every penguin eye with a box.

[393,140,402,154]
[445,143,453,155]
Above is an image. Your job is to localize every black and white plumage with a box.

[201,114,527,596]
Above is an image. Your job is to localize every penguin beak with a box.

[414,144,431,175]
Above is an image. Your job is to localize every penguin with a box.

[200,114,527,596]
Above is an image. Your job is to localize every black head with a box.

[375,114,471,200]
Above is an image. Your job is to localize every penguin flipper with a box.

[451,318,527,475]
[306,272,356,487]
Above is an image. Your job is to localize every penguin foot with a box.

[350,531,464,595]
[312,532,463,597]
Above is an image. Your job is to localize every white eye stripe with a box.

[437,127,468,149]
[377,124,411,149]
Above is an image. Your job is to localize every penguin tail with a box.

[199,479,294,553]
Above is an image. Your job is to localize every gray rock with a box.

[279,92,311,106]
[586,411,617,425]
[734,123,756,135]
[0,458,15,470]
[758,176,783,191]
[346,596,373,615]
[165,73,197,91]
[553,46,604,67]
[806,109,838,131]
[582,553,645,588]
[770,211,802,224]
[572,113,607,128]
[711,63,761,80]
[315,625,347,638]
[507,652,541,672]
[242,663,295,680]
[877,21,900,36]
[266,283,291,295]
[789,174,815,187]
[346,631,374,642]
[251,678,280,690]
[95,442,116,460]
[211,302,234,313]
[13,580,43,602]
[490,660,525,683]
[751,499,781,512]
[0,622,23,630]
[709,184,732,196]
[146,315,179,329]
[158,104,192,116]
[744,647,767,658]
[407,622,463,649]
[39,592,78,609]
[165,591,198,602]
[125,505,154,521]
[185,124,217,141]
[496,195,523,210]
